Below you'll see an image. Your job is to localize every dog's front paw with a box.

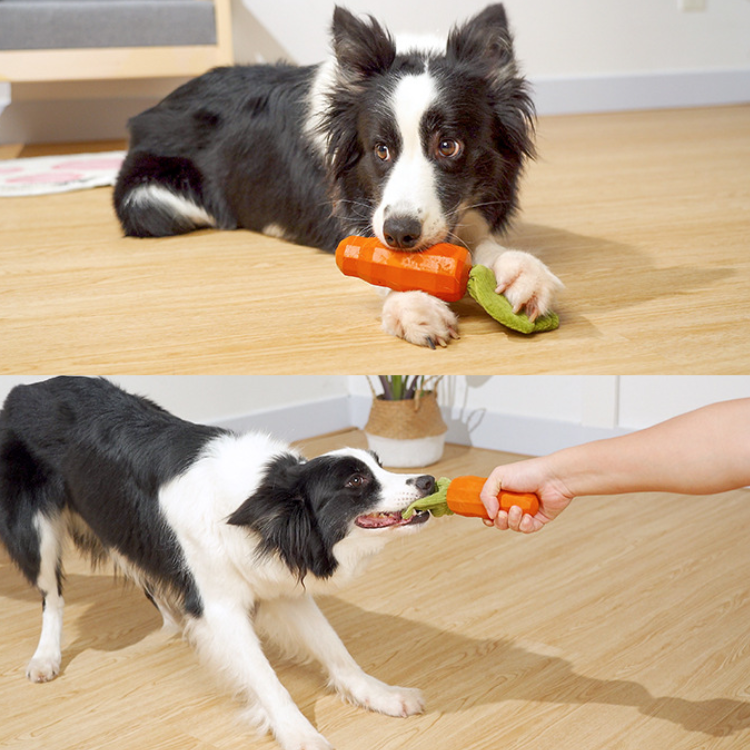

[283,735,333,750]
[242,702,333,750]
[492,250,563,321]
[26,654,61,683]
[337,672,425,717]
[275,726,334,750]
[367,684,425,718]
[381,291,459,348]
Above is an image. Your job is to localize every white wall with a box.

[348,375,750,455]
[0,376,348,424]
[619,376,750,428]
[349,375,750,430]
[350,375,589,422]
[3,0,749,145]
[4,376,743,458]
[239,0,750,76]
[238,0,750,113]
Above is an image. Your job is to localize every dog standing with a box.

[114,4,562,347]
[0,377,435,750]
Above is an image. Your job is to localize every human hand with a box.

[479,456,574,533]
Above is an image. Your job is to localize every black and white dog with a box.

[0,377,434,750]
[113,4,562,348]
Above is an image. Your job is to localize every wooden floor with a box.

[1,105,749,374]
[1,430,749,750]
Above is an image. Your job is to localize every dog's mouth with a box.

[385,238,450,255]
[354,509,429,529]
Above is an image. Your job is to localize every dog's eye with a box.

[346,474,368,489]
[374,143,391,162]
[436,138,463,159]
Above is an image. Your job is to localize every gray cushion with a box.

[0,0,217,51]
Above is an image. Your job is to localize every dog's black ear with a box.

[447,4,515,71]
[331,6,396,80]
[448,3,535,167]
[227,453,338,582]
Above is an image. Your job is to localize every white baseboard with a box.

[215,394,631,458]
[532,68,750,116]
[214,395,352,444]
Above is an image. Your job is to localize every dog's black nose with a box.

[383,214,422,249]
[414,475,436,495]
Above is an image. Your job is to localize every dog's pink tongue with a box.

[355,512,402,528]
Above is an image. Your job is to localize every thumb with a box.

[480,470,503,519]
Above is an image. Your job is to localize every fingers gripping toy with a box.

[335,236,559,334]
[402,476,539,520]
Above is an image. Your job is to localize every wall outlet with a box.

[679,0,706,10]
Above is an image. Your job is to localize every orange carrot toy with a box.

[335,235,471,302]
[402,476,539,520]
[335,235,559,334]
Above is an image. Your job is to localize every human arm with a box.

[480,398,750,533]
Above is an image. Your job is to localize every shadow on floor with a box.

[318,596,750,739]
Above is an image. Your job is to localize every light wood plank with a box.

[0,45,230,84]
[0,144,24,160]
[1,105,749,373]
[2,430,749,749]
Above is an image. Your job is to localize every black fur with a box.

[324,5,534,240]
[0,377,224,616]
[228,452,389,581]
[114,64,343,247]
[113,4,534,251]
[0,377,434,611]
[0,375,439,737]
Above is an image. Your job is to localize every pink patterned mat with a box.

[0,151,125,197]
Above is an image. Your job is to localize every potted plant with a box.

[364,376,447,467]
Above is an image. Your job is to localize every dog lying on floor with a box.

[113,4,562,348]
[0,377,435,750]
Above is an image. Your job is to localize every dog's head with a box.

[322,3,535,251]
[227,448,433,582]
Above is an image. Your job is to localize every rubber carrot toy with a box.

[335,236,559,334]
[402,476,539,520]
[336,236,471,302]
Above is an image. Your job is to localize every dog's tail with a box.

[113,151,217,237]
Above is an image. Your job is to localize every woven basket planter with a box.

[364,390,447,468]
